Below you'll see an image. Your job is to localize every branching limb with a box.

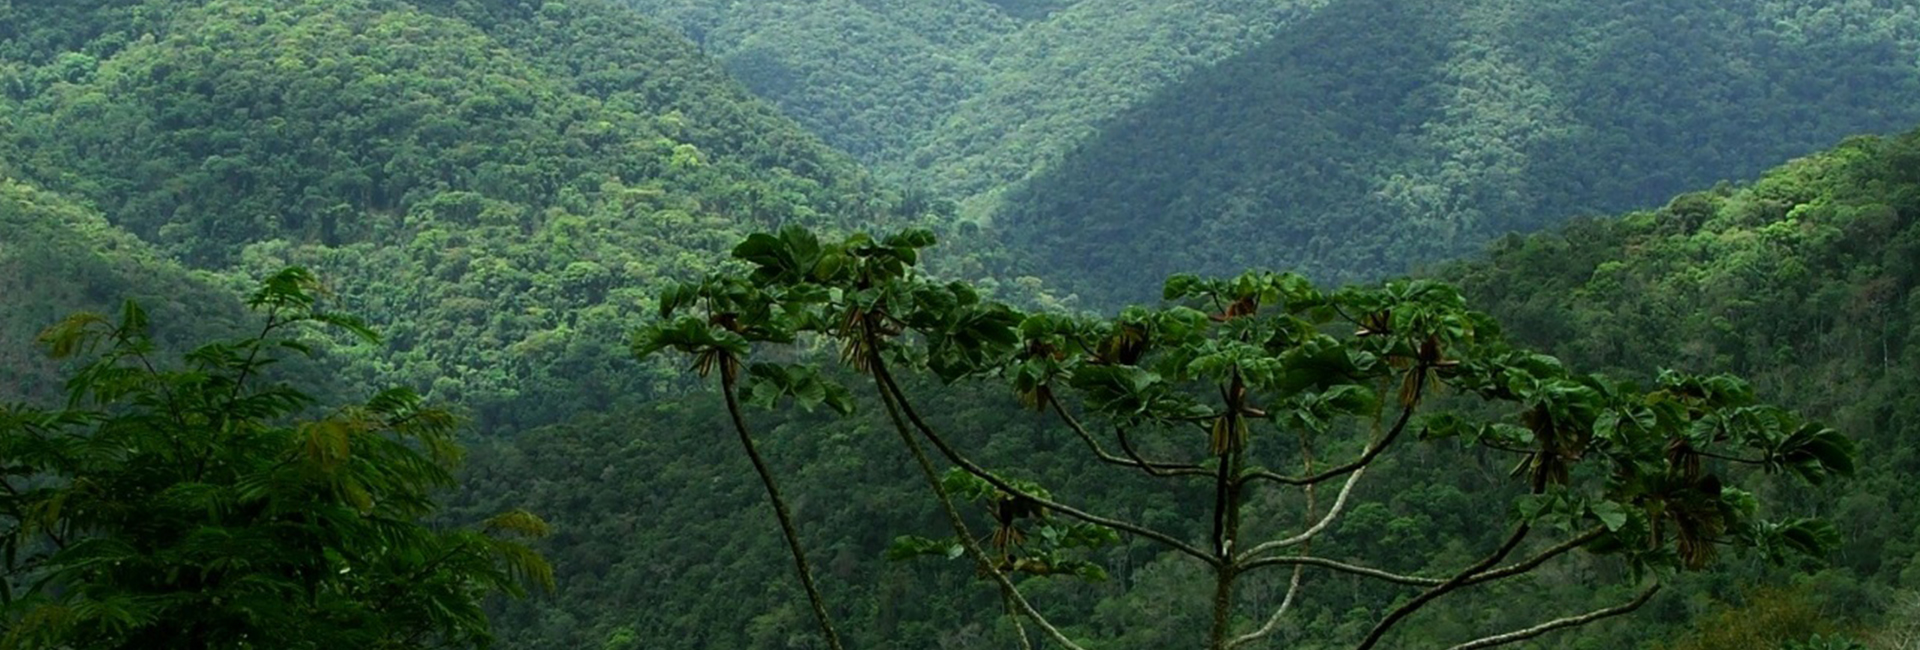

[1461,527,1603,587]
[1045,393,1208,478]
[1354,524,1532,650]
[1236,555,1443,586]
[872,362,1085,650]
[1230,425,1317,650]
[1114,426,1202,477]
[720,372,845,650]
[1443,584,1661,650]
[1003,584,1036,650]
[1238,370,1425,489]
[1228,563,1305,649]
[1695,450,1768,465]
[1239,466,1367,559]
[873,359,1218,565]
[1238,526,1603,589]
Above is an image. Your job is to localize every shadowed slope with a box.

[998,0,1920,305]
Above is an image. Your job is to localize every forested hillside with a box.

[620,0,1311,187]
[617,0,1920,306]
[1451,130,1920,599]
[0,179,244,401]
[1002,0,1920,304]
[452,130,1920,649]
[0,0,910,427]
[5,1,1920,649]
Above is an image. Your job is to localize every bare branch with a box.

[872,365,1086,650]
[1462,527,1604,587]
[1238,370,1425,489]
[1239,526,1603,593]
[1228,556,1307,648]
[1444,584,1661,650]
[1239,467,1367,559]
[1046,392,1209,478]
[1237,555,1443,586]
[1355,524,1533,650]
[874,359,1219,565]
[720,370,845,650]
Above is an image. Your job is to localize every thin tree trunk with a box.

[721,373,845,650]
[1210,448,1245,650]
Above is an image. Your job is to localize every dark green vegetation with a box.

[619,0,1920,305]
[1454,129,1920,636]
[0,0,922,428]
[0,271,551,649]
[633,224,1852,650]
[1003,0,1920,304]
[3,0,1920,648]
[458,135,1920,649]
[621,0,1305,185]
[0,181,243,402]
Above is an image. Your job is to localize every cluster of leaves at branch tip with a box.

[636,225,1856,591]
[888,469,1119,582]
[1,267,552,650]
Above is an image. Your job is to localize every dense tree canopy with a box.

[612,0,1920,306]
[633,225,1853,649]
[3,0,1919,649]
[0,269,550,649]
[0,180,242,403]
[1450,128,1920,613]
[452,130,1920,650]
[0,0,919,429]
[997,0,1920,304]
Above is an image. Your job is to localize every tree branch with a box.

[1230,429,1319,649]
[1695,449,1768,465]
[720,370,845,650]
[1237,369,1425,489]
[1443,584,1661,650]
[1354,524,1532,650]
[1236,555,1443,586]
[1045,393,1208,478]
[1238,466,1367,560]
[870,352,1085,650]
[873,357,1219,565]
[1461,527,1604,587]
[1228,562,1305,649]
[1238,526,1604,592]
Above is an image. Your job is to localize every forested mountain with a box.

[618,0,1920,306]
[452,130,1920,649]
[1000,0,1920,304]
[620,0,1309,189]
[5,1,1920,649]
[0,0,910,427]
[1451,130,1920,598]
[0,179,243,401]
[619,0,1014,163]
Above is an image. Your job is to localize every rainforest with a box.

[2,1,1918,648]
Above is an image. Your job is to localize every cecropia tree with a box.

[636,226,1855,650]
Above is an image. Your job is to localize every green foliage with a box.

[621,0,1016,163]
[610,0,1920,309]
[456,125,1920,643]
[634,224,1850,648]
[1783,635,1869,650]
[0,179,244,404]
[5,1,1916,648]
[1453,128,1920,648]
[0,0,906,429]
[0,268,550,649]
[1001,0,1920,305]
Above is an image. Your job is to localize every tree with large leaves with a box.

[638,226,1855,649]
[0,268,552,650]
